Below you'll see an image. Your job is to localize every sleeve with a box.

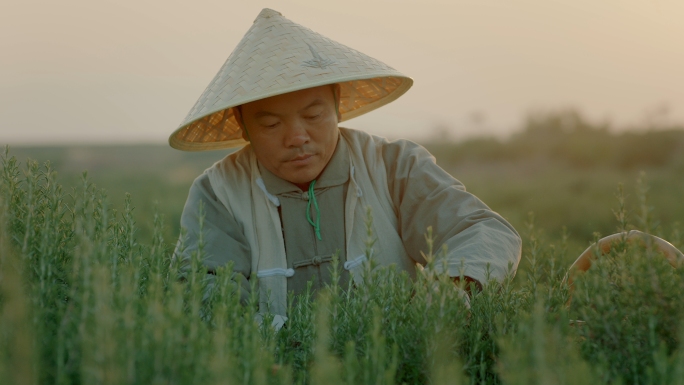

[173,172,252,304]
[381,139,522,285]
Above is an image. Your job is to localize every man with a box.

[170,8,521,326]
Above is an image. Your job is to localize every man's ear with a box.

[233,107,250,142]
[332,83,342,122]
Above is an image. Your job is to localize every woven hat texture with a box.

[169,8,413,151]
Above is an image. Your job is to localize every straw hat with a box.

[169,8,413,151]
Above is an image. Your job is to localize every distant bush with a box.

[614,130,684,169]
[427,110,684,170]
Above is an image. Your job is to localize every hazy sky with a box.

[1,0,683,145]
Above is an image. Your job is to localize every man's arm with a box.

[382,139,522,287]
[174,173,252,304]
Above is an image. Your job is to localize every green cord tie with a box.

[306,180,322,241]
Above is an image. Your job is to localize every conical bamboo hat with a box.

[169,8,413,151]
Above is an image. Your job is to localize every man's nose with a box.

[284,120,310,148]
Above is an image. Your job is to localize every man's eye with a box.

[306,114,321,120]
[264,122,280,128]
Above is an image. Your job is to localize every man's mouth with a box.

[288,154,314,164]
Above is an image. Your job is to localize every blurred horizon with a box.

[2,0,683,145]
[3,107,682,148]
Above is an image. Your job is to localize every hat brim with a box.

[169,74,412,151]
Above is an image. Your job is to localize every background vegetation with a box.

[2,109,684,384]
[8,109,684,259]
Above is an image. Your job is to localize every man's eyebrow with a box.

[252,98,326,118]
[299,98,325,112]
[253,110,280,119]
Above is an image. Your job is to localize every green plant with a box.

[2,147,684,385]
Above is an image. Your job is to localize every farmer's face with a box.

[236,85,341,187]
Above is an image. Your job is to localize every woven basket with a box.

[563,229,684,301]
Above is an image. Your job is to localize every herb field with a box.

[3,115,684,384]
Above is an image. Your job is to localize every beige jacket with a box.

[176,127,522,317]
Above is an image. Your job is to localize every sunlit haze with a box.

[1,0,683,145]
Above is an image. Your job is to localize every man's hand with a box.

[452,276,482,298]
[453,276,482,310]
[254,313,288,332]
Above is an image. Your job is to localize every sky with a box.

[1,0,683,145]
